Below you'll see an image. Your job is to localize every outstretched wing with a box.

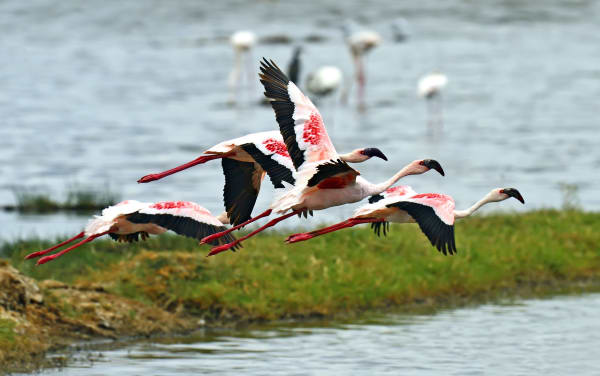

[126,201,240,250]
[368,185,417,204]
[240,141,295,189]
[221,158,262,226]
[387,194,456,255]
[259,58,339,172]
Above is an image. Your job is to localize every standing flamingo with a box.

[343,24,381,106]
[306,66,343,99]
[287,46,302,85]
[137,130,388,226]
[229,30,257,103]
[25,200,238,265]
[418,71,448,129]
[286,187,525,255]
[201,59,444,255]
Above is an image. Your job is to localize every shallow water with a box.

[30,293,600,375]
[2,0,599,240]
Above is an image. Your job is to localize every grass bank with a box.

[2,185,119,213]
[1,209,599,371]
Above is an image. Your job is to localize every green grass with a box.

[5,185,119,214]
[4,209,600,321]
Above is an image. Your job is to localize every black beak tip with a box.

[363,148,388,161]
[423,159,444,176]
[503,188,525,204]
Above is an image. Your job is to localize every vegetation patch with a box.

[1,209,599,371]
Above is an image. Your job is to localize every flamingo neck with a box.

[453,193,496,219]
[216,211,230,225]
[365,165,416,196]
[338,150,364,163]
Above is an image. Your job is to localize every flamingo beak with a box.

[500,188,525,204]
[361,148,388,161]
[421,159,445,176]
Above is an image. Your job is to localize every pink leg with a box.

[25,232,85,259]
[207,210,301,256]
[286,217,384,243]
[36,231,110,265]
[137,154,229,183]
[201,209,272,244]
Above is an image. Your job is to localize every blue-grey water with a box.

[1,0,599,240]
[27,293,600,375]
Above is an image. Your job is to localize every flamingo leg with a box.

[137,153,231,183]
[286,217,384,243]
[37,231,110,265]
[25,232,85,259]
[201,209,272,244]
[207,210,301,256]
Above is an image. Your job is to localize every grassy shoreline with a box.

[1,209,599,372]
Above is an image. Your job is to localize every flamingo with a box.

[201,59,444,255]
[343,24,381,106]
[306,66,343,98]
[286,187,525,255]
[418,72,448,128]
[287,46,302,85]
[229,30,257,103]
[137,130,388,226]
[25,200,238,265]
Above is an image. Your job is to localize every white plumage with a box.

[417,72,448,98]
[306,66,343,97]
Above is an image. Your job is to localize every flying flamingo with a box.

[418,71,448,129]
[137,130,388,226]
[229,30,257,103]
[201,59,444,255]
[286,186,525,255]
[25,200,239,265]
[343,24,381,106]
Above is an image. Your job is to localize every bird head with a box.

[416,159,445,176]
[496,188,525,204]
[359,147,388,162]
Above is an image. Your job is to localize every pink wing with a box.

[127,201,240,249]
[386,193,457,255]
[382,185,417,200]
[259,59,339,172]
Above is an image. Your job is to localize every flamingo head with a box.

[416,159,445,176]
[359,148,388,161]
[497,188,525,204]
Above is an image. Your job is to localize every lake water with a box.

[1,0,599,241]
[27,293,600,375]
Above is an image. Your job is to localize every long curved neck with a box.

[338,151,362,163]
[453,193,495,219]
[364,165,418,196]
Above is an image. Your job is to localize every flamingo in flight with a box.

[201,59,444,255]
[418,71,448,128]
[343,24,381,106]
[287,186,525,255]
[137,131,387,226]
[25,200,238,265]
[229,30,257,103]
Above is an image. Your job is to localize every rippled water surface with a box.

[1,0,599,240]
[29,293,600,375]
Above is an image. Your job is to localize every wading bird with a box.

[201,59,444,255]
[306,66,343,98]
[229,30,257,103]
[418,71,448,128]
[25,200,238,265]
[137,131,387,226]
[287,46,302,85]
[343,24,381,106]
[286,187,525,255]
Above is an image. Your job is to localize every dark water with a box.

[2,0,599,240]
[28,293,600,375]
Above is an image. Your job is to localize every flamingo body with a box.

[306,66,343,97]
[417,73,448,98]
[287,187,525,255]
[230,31,256,51]
[26,200,238,265]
